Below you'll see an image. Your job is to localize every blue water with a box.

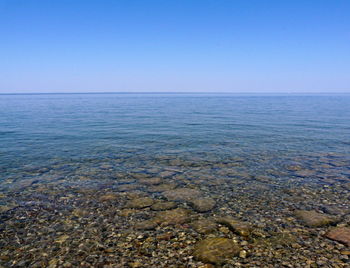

[1,94,350,180]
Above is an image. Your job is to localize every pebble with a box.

[239,250,247,258]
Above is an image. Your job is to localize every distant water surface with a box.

[1,93,349,177]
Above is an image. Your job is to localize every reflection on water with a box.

[0,94,350,267]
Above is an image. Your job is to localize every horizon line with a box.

[1,91,350,95]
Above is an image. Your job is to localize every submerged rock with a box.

[139,177,162,185]
[215,216,252,237]
[131,173,150,180]
[119,209,136,217]
[295,169,316,177]
[148,183,177,193]
[151,201,177,211]
[262,232,298,247]
[294,210,338,227]
[118,184,140,192]
[154,208,191,226]
[285,164,302,171]
[191,219,217,234]
[126,197,154,209]
[163,188,202,202]
[191,198,216,212]
[99,193,119,202]
[193,238,241,264]
[135,220,158,230]
[325,227,350,246]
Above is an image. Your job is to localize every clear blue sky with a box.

[1,0,349,93]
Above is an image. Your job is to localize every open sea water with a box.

[1,93,349,173]
[1,93,350,267]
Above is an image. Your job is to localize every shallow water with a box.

[1,93,350,267]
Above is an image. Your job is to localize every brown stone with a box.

[193,238,240,264]
[99,193,119,202]
[191,219,217,234]
[154,208,191,226]
[191,198,216,212]
[295,210,337,227]
[118,184,140,192]
[215,217,252,237]
[126,197,154,209]
[119,209,136,217]
[129,261,142,268]
[135,220,158,230]
[325,227,350,246]
[156,232,174,241]
[148,183,177,193]
[151,201,177,211]
[139,177,162,185]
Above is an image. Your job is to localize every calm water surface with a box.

[1,93,349,176]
